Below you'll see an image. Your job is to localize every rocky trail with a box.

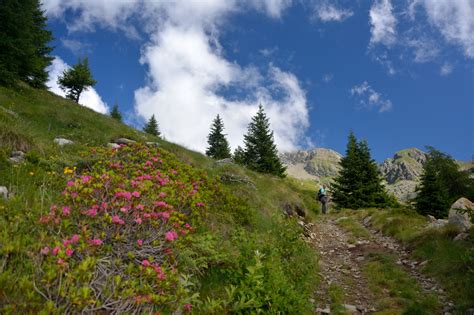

[301,215,454,314]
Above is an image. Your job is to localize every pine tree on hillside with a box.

[143,114,161,137]
[58,57,97,103]
[0,0,53,87]
[332,132,362,208]
[242,105,286,177]
[233,146,245,165]
[415,147,474,218]
[110,103,122,121]
[206,114,231,159]
[332,131,391,209]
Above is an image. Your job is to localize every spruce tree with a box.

[233,146,245,164]
[110,103,122,121]
[205,114,231,159]
[143,114,161,137]
[332,131,391,209]
[242,105,286,177]
[58,57,97,103]
[415,147,474,218]
[0,0,53,87]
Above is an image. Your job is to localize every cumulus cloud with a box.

[42,0,310,153]
[411,0,474,58]
[369,0,397,47]
[46,56,109,114]
[350,81,392,113]
[312,2,353,22]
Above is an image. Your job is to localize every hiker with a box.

[317,185,328,214]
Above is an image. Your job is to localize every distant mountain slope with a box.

[280,148,342,180]
[282,147,472,202]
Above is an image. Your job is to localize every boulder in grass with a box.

[107,143,121,149]
[113,138,136,145]
[448,197,473,232]
[54,137,74,146]
[9,151,25,163]
[0,186,8,200]
[145,142,160,147]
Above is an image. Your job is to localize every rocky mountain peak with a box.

[379,148,427,185]
[280,148,342,178]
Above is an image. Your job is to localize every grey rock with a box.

[54,137,74,146]
[448,197,473,231]
[427,215,437,223]
[342,304,359,314]
[363,216,372,226]
[315,306,331,315]
[9,151,25,163]
[113,138,136,145]
[384,180,419,202]
[453,232,469,241]
[428,219,448,229]
[107,143,121,149]
[215,158,234,165]
[0,186,8,200]
[466,308,474,315]
[145,141,160,147]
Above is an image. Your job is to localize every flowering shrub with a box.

[36,144,211,313]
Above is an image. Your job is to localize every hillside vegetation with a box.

[0,84,319,313]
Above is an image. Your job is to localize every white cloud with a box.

[312,2,353,22]
[440,63,454,76]
[350,81,392,113]
[42,1,310,153]
[61,38,91,55]
[46,56,109,114]
[406,37,440,63]
[412,0,474,58]
[369,0,397,47]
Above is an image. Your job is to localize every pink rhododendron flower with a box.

[57,258,65,265]
[53,246,60,255]
[39,215,51,223]
[143,213,151,219]
[71,234,80,243]
[145,160,152,166]
[196,202,205,207]
[132,191,140,198]
[89,239,103,246]
[184,223,191,229]
[158,192,166,198]
[165,231,178,242]
[160,212,170,220]
[184,304,193,312]
[40,247,50,255]
[154,201,168,208]
[137,239,143,247]
[62,239,71,247]
[65,248,74,257]
[136,204,144,211]
[81,175,92,184]
[141,259,151,267]
[67,181,75,187]
[62,206,70,216]
[112,215,125,225]
[134,217,142,224]
[84,208,98,217]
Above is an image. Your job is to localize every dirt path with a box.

[304,215,453,314]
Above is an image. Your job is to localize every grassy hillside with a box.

[0,84,320,313]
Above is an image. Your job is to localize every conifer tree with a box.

[58,57,96,103]
[332,131,391,209]
[415,147,474,218]
[206,114,231,159]
[143,114,161,137]
[233,146,245,165]
[242,105,286,177]
[0,0,53,87]
[110,103,122,121]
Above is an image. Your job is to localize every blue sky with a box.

[42,0,473,162]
